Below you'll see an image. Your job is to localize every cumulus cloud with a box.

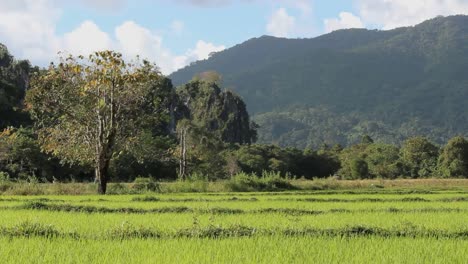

[115,21,182,74]
[62,21,113,55]
[186,40,226,61]
[0,0,61,62]
[355,0,468,29]
[266,8,296,37]
[0,0,225,74]
[324,12,364,33]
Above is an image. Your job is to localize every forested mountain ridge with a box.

[170,15,468,148]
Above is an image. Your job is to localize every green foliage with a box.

[0,127,91,182]
[1,221,61,238]
[108,222,160,239]
[350,159,369,179]
[171,16,468,148]
[400,137,439,178]
[26,51,168,194]
[438,136,468,178]
[0,43,32,129]
[132,177,161,193]
[230,144,340,179]
[339,143,403,179]
[0,171,10,182]
[175,80,257,144]
[226,171,296,192]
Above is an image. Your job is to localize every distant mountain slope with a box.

[170,16,468,148]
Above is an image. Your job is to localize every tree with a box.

[400,137,439,178]
[175,119,226,180]
[361,135,374,145]
[438,136,468,178]
[338,143,402,179]
[350,158,369,179]
[26,51,165,194]
[0,43,32,129]
[0,127,45,179]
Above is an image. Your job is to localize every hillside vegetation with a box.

[170,15,468,148]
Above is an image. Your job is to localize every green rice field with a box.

[0,189,467,263]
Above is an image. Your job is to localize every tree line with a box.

[1,47,468,194]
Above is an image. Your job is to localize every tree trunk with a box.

[96,156,111,195]
[179,128,187,180]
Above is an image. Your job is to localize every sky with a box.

[1,0,468,74]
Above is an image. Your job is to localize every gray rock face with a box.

[176,80,256,144]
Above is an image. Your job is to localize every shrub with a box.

[0,171,10,182]
[132,177,161,193]
[3,221,61,238]
[226,171,296,192]
[108,222,161,239]
[107,183,131,195]
[3,182,44,195]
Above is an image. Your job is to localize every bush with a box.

[2,221,61,238]
[132,177,161,193]
[0,171,10,182]
[108,222,161,239]
[3,182,44,195]
[107,183,131,195]
[226,171,296,192]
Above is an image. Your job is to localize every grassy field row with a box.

[0,189,466,263]
[0,210,466,234]
[2,179,467,195]
[1,236,466,264]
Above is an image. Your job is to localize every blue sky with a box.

[55,1,354,54]
[1,0,468,74]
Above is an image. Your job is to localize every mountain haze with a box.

[170,15,468,148]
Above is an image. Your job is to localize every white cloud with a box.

[62,21,113,55]
[356,0,468,29]
[187,40,226,61]
[115,21,181,74]
[0,0,61,62]
[266,8,296,37]
[114,22,225,74]
[0,0,225,74]
[324,12,364,33]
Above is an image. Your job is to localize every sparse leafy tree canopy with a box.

[26,51,165,194]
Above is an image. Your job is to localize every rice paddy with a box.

[0,189,467,263]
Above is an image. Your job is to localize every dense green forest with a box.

[170,15,468,148]
[1,16,468,194]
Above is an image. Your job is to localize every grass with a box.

[0,237,466,264]
[1,178,467,195]
[0,188,466,263]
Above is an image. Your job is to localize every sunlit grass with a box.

[0,190,466,262]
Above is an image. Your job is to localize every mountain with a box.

[170,15,468,148]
